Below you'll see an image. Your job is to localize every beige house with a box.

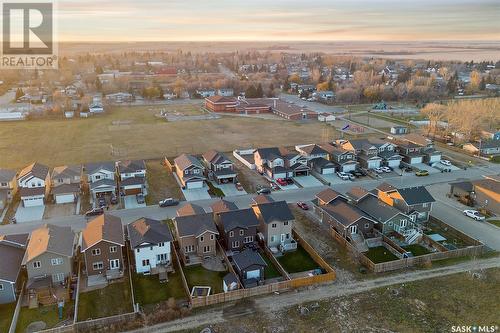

[0,169,17,210]
[51,165,82,204]
[252,200,297,251]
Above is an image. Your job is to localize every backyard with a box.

[145,159,184,205]
[77,280,133,321]
[365,246,399,263]
[402,244,431,257]
[260,251,283,279]
[424,218,475,249]
[16,301,74,333]
[183,265,227,295]
[277,245,320,274]
[0,302,15,333]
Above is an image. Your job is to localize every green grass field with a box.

[0,302,15,333]
[16,301,74,333]
[183,265,227,295]
[277,246,320,274]
[132,270,188,306]
[365,246,399,263]
[260,251,282,279]
[78,280,133,320]
[403,244,431,256]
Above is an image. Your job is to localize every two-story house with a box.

[22,224,75,303]
[202,150,237,184]
[117,160,148,196]
[81,214,125,286]
[295,144,329,160]
[252,200,297,252]
[394,141,424,165]
[51,165,82,204]
[127,217,173,275]
[0,233,28,304]
[211,199,238,215]
[174,154,206,189]
[17,162,51,207]
[254,147,309,180]
[336,139,382,169]
[0,169,17,211]
[216,208,260,252]
[400,134,442,164]
[84,162,117,201]
[373,140,402,168]
[375,183,435,222]
[320,144,358,172]
[173,212,219,265]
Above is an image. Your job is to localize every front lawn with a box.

[16,301,74,333]
[78,280,133,321]
[0,302,16,333]
[277,245,320,274]
[132,269,188,306]
[488,220,500,228]
[403,244,431,256]
[365,246,399,263]
[260,251,282,279]
[183,265,226,295]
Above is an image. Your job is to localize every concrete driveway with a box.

[124,195,146,209]
[293,175,323,188]
[217,183,247,197]
[320,174,352,186]
[182,187,211,201]
[15,205,45,223]
[413,163,440,174]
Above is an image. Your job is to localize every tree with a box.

[256,83,263,98]
[245,85,257,98]
[95,78,102,92]
[470,71,481,91]
[316,81,329,91]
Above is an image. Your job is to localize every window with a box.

[95,175,101,180]
[272,223,277,228]
[231,241,240,248]
[244,236,253,243]
[92,262,104,270]
[193,169,200,174]
[200,236,204,242]
[136,248,140,253]
[210,234,214,240]
[58,178,63,183]
[423,203,429,208]
[1,182,8,187]
[184,170,189,175]
[33,261,41,269]
[401,219,407,228]
[37,182,41,186]
[229,231,234,237]
[157,253,168,262]
[142,259,150,267]
[239,230,244,236]
[0,283,3,291]
[51,258,63,266]
[53,273,65,282]
[364,223,370,229]
[270,236,276,243]
[284,221,289,226]
[150,246,153,250]
[203,246,210,253]
[91,248,101,256]
[158,242,164,247]
[185,245,195,253]
[110,246,117,253]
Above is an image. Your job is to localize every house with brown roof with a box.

[51,165,82,204]
[202,150,237,184]
[0,169,17,210]
[210,199,238,214]
[177,203,206,217]
[22,224,75,304]
[319,144,358,173]
[80,214,125,286]
[472,178,500,215]
[0,233,28,304]
[204,95,238,112]
[17,162,51,207]
[173,154,206,189]
[173,213,219,265]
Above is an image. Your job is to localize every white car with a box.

[440,160,452,166]
[336,171,350,180]
[374,167,384,174]
[381,167,392,173]
[463,210,485,221]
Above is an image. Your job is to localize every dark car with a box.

[297,201,309,210]
[257,187,271,195]
[136,193,145,204]
[110,195,118,205]
[285,178,294,185]
[159,198,180,207]
[85,207,104,217]
[97,197,106,207]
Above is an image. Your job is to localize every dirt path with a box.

[127,256,500,333]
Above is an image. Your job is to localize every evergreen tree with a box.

[256,83,263,98]
[245,85,257,98]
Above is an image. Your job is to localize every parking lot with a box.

[14,205,45,223]
[293,175,323,188]
[181,187,212,201]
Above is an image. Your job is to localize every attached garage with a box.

[186,180,204,189]
[124,187,142,195]
[387,159,401,168]
[23,196,44,207]
[428,155,441,163]
[409,156,424,164]
[322,166,335,174]
[366,159,381,169]
[55,193,75,204]
[342,163,357,173]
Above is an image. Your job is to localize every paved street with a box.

[1,164,499,250]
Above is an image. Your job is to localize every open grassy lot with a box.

[488,220,500,228]
[145,159,184,205]
[16,301,74,333]
[77,279,133,321]
[132,268,188,307]
[183,265,226,295]
[0,104,334,169]
[0,302,15,333]
[277,245,320,274]
[365,246,399,263]
[199,268,500,333]
[260,251,282,279]
[402,244,431,256]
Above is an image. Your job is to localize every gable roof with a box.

[357,195,407,222]
[472,179,500,194]
[117,160,146,174]
[322,200,374,227]
[346,186,372,202]
[298,144,328,156]
[174,154,203,171]
[316,188,344,204]
[19,162,49,180]
[177,203,206,217]
[127,218,172,248]
[202,150,231,165]
[255,147,283,161]
[0,169,17,182]
[232,249,267,271]
[251,195,274,205]
[23,224,74,264]
[255,201,294,224]
[206,95,237,104]
[0,243,25,282]
[450,181,473,193]
[397,186,435,205]
[174,213,218,238]
[84,161,115,175]
[81,214,124,251]
[52,165,81,179]
[211,199,238,214]
[219,208,260,232]
[376,182,397,193]
[0,233,29,247]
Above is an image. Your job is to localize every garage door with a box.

[186,180,203,189]
[124,188,142,195]
[367,160,380,169]
[273,173,287,180]
[410,156,423,164]
[343,164,356,173]
[246,269,260,280]
[322,167,335,174]
[24,197,44,207]
[428,155,441,163]
[55,194,74,204]
[387,160,401,168]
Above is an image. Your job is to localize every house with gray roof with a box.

[51,165,82,204]
[127,218,173,274]
[210,199,238,214]
[0,168,17,210]
[202,150,237,184]
[117,160,147,196]
[231,249,267,287]
[252,201,296,251]
[216,208,260,252]
[173,213,219,265]
[84,161,117,201]
[18,162,51,207]
[375,185,435,222]
[174,154,206,189]
[0,233,28,304]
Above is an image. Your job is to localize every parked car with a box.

[257,187,271,195]
[415,170,429,177]
[403,166,413,172]
[336,171,350,180]
[97,197,106,208]
[296,201,309,210]
[270,182,279,191]
[276,178,288,186]
[235,182,244,191]
[85,207,104,217]
[374,167,384,174]
[381,167,392,173]
[440,160,452,166]
[463,210,485,221]
[136,193,145,204]
[286,178,294,185]
[347,173,355,180]
[110,195,118,205]
[159,198,179,207]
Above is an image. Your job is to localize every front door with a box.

[349,225,358,234]
[280,234,285,242]
[110,259,120,270]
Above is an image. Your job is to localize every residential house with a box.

[375,183,435,222]
[252,201,296,251]
[210,199,238,214]
[471,178,500,215]
[231,249,267,287]
[127,218,173,275]
[51,165,82,204]
[312,91,335,102]
[0,234,28,304]
[84,161,117,201]
[202,150,237,184]
[197,89,216,98]
[320,144,357,172]
[23,224,75,303]
[394,141,424,165]
[315,188,347,206]
[217,88,234,97]
[336,139,383,169]
[295,144,329,161]
[81,214,125,286]
[400,134,442,164]
[0,169,17,210]
[17,162,51,207]
[308,157,336,175]
[174,154,206,189]
[254,147,309,180]
[117,160,148,196]
[173,213,219,265]
[177,203,206,217]
[216,208,260,252]
[463,140,500,157]
[390,126,409,135]
[251,195,274,206]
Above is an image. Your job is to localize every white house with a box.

[84,162,116,200]
[127,218,173,275]
[117,160,147,196]
[89,102,104,114]
[17,163,50,207]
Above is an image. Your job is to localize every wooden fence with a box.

[163,157,175,172]
[217,241,243,289]
[172,246,191,298]
[39,311,140,333]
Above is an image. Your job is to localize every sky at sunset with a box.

[55,0,499,41]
